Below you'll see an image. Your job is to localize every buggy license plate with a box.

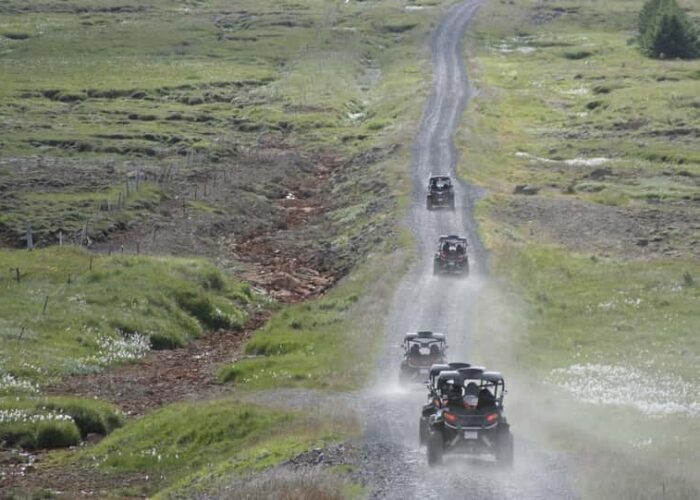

[463,431,478,440]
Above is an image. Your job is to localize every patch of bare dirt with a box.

[44,311,269,417]
[497,196,700,259]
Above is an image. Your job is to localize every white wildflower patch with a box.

[64,331,150,374]
[586,291,644,313]
[87,333,150,366]
[238,368,303,384]
[0,373,39,395]
[0,409,73,424]
[347,111,365,122]
[515,151,610,167]
[561,86,590,96]
[491,41,537,54]
[547,363,700,416]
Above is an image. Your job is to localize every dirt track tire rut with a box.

[356,1,578,498]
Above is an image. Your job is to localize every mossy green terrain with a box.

[1,0,446,496]
[0,246,250,385]
[0,0,437,268]
[24,399,351,497]
[0,396,123,449]
[464,0,700,497]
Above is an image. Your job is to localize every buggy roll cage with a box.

[427,174,452,188]
[427,364,506,404]
[403,332,447,357]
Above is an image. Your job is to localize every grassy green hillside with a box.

[0,0,434,265]
[1,0,448,497]
[0,247,250,384]
[0,247,250,455]
[464,0,700,497]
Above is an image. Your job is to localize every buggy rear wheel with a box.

[495,428,514,467]
[427,429,444,466]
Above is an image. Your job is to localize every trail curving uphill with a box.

[357,2,577,498]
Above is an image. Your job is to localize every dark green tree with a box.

[638,0,700,59]
[639,0,665,35]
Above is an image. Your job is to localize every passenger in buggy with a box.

[442,241,451,254]
[429,344,442,362]
[477,388,496,409]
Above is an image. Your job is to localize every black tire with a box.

[426,198,432,210]
[495,428,514,467]
[427,429,444,466]
[419,418,428,446]
[450,198,456,211]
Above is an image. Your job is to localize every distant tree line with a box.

[638,0,700,59]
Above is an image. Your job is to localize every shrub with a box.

[36,420,81,448]
[150,332,185,350]
[0,397,124,449]
[563,50,593,60]
[0,417,81,449]
[638,0,700,59]
[39,397,124,437]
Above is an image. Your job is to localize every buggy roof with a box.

[439,234,467,242]
[436,367,503,384]
[404,331,445,342]
[429,174,452,181]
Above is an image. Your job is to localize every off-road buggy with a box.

[433,235,469,276]
[398,331,447,384]
[424,367,513,466]
[418,363,479,445]
[426,174,455,210]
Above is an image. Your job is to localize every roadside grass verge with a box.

[0,246,251,387]
[50,399,352,498]
[464,0,700,496]
[0,396,123,449]
[489,244,699,380]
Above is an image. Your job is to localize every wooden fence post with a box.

[26,223,33,250]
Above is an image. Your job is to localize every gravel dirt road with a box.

[356,2,578,498]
